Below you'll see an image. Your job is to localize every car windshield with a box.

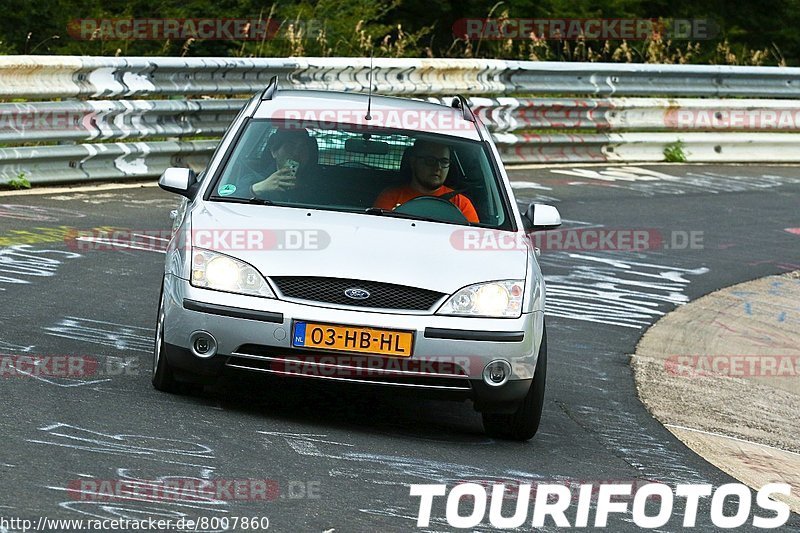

[207,119,513,229]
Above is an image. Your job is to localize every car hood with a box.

[190,202,528,294]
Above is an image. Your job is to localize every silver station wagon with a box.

[153,78,561,440]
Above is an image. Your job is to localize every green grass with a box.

[1,172,32,190]
[663,141,687,162]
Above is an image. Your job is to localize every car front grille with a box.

[227,345,472,391]
[270,276,445,311]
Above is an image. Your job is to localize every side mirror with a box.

[522,203,562,232]
[158,167,197,198]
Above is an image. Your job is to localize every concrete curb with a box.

[632,271,800,513]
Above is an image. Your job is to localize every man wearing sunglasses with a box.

[373,139,479,223]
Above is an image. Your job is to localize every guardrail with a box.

[3,56,800,184]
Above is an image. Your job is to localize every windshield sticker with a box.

[218,184,237,196]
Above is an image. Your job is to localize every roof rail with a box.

[261,76,279,100]
[451,95,476,123]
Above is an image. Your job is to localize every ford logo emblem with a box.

[344,288,370,300]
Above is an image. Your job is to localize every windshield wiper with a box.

[210,196,277,206]
[247,196,275,206]
[363,207,445,224]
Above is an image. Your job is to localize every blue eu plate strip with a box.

[292,322,307,347]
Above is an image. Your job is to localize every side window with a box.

[475,149,506,226]
[449,142,506,227]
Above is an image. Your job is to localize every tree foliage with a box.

[0,0,795,64]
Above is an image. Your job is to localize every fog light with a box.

[195,338,209,354]
[483,360,512,387]
[189,331,217,358]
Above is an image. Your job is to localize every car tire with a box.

[482,323,547,441]
[152,277,179,392]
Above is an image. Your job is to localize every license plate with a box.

[292,321,413,357]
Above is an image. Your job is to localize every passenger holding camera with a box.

[251,129,317,196]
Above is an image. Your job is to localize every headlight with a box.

[436,280,524,318]
[191,248,275,298]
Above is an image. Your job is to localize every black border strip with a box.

[423,328,524,342]
[183,299,283,324]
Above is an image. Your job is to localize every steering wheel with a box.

[393,196,469,224]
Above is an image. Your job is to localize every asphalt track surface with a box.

[1,164,799,532]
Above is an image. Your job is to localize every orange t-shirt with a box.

[373,185,479,223]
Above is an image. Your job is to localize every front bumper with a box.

[161,275,544,410]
